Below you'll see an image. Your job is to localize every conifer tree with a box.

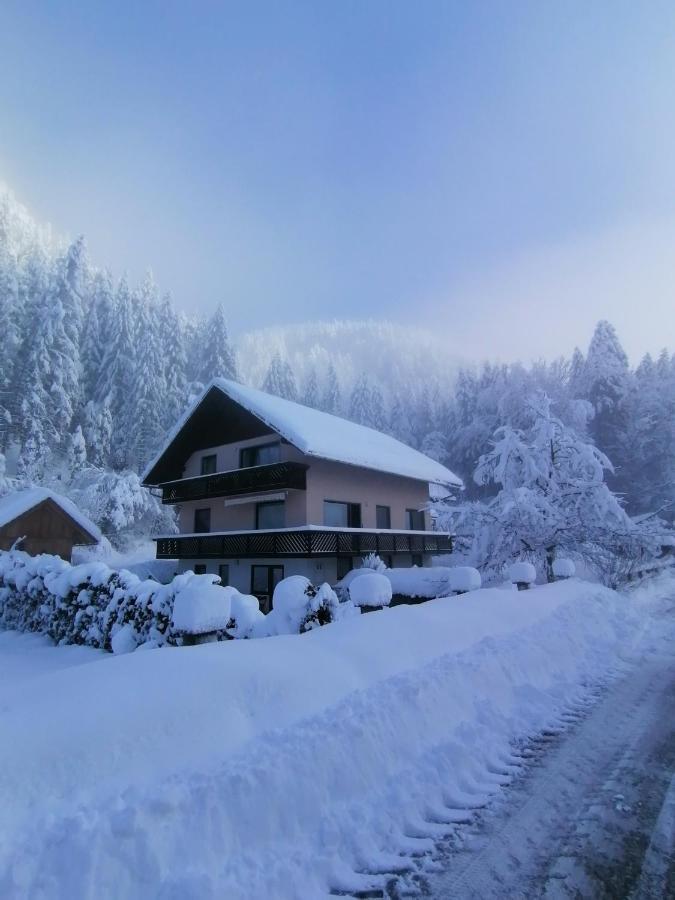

[262,353,298,400]
[194,304,238,384]
[302,367,319,408]
[322,363,341,414]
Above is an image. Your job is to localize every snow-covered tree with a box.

[321,362,341,414]
[66,425,87,475]
[582,320,631,491]
[302,367,319,408]
[193,303,238,385]
[262,353,298,401]
[443,393,654,583]
[348,374,373,425]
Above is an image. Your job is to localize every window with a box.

[240,442,281,468]
[406,508,425,531]
[376,505,391,529]
[324,500,361,528]
[336,556,353,580]
[411,553,423,567]
[194,564,207,575]
[193,507,211,533]
[218,564,229,586]
[251,565,284,614]
[256,500,285,529]
[200,454,217,475]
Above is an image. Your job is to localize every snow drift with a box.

[0,575,662,899]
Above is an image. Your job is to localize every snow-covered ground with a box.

[0,576,669,898]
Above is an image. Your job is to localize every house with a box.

[143,379,462,611]
[0,488,103,560]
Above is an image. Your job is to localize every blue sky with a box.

[2,1,675,360]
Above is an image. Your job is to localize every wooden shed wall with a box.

[0,499,98,560]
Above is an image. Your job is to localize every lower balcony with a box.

[154,527,453,559]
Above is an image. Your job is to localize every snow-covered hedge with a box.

[383,565,482,599]
[0,549,186,652]
[447,566,482,593]
[0,551,358,651]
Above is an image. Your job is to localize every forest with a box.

[1,186,673,554]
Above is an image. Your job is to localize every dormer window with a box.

[240,442,281,468]
[201,454,217,475]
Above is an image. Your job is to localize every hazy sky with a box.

[2,1,675,361]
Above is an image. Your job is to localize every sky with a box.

[2,1,675,362]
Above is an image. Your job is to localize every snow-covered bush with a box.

[226,589,265,639]
[448,566,481,594]
[361,552,387,573]
[552,558,576,580]
[509,562,537,589]
[349,572,392,608]
[260,575,358,635]
[171,574,232,637]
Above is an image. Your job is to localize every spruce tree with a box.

[262,353,298,400]
[322,363,341,414]
[194,303,238,384]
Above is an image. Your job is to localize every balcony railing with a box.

[158,461,309,504]
[155,529,453,559]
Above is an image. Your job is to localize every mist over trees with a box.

[1,185,674,550]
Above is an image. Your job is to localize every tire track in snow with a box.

[419,616,675,899]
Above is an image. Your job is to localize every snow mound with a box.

[553,558,576,579]
[171,574,232,634]
[349,572,392,608]
[509,562,537,584]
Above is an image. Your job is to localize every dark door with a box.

[251,564,284,614]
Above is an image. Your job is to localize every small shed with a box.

[0,488,102,560]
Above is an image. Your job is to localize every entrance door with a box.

[251,564,284,614]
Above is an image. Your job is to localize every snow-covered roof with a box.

[145,378,463,487]
[0,488,103,543]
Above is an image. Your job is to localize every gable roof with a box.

[144,378,463,488]
[0,488,103,543]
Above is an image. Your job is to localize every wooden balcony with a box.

[158,461,309,504]
[155,528,453,559]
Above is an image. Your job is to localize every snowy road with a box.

[423,599,675,899]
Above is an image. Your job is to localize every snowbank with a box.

[0,575,665,899]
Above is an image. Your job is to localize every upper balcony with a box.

[157,461,309,505]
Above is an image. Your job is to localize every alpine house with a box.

[143,379,462,611]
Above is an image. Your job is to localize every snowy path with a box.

[423,600,675,899]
